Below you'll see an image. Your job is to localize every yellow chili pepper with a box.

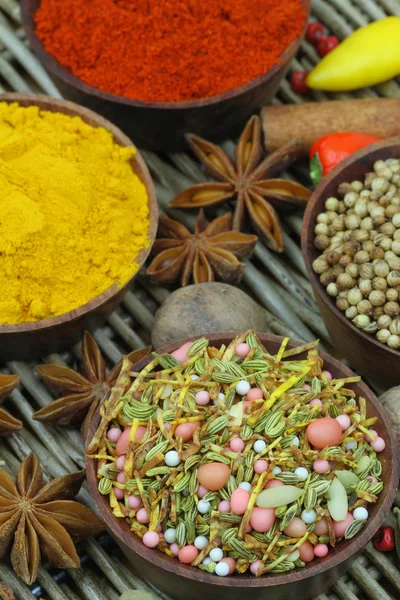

[307,17,400,91]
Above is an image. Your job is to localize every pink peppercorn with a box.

[313,459,330,474]
[143,531,159,548]
[236,343,250,357]
[247,388,264,401]
[371,437,385,452]
[310,398,322,408]
[116,456,125,470]
[136,508,150,524]
[336,414,351,431]
[314,543,329,558]
[128,495,142,509]
[107,427,122,442]
[323,370,333,381]
[250,560,261,575]
[365,430,378,443]
[116,472,125,484]
[230,437,245,452]
[197,485,209,499]
[218,501,231,513]
[114,487,124,500]
[170,543,180,556]
[254,460,269,474]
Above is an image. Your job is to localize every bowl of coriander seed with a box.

[302,138,400,389]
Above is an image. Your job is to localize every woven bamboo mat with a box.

[0,0,399,598]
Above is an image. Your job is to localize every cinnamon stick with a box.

[261,99,400,156]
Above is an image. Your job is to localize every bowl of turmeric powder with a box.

[21,0,310,151]
[0,93,158,361]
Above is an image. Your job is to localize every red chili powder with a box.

[34,0,306,103]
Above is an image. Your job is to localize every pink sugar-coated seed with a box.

[178,545,199,564]
[116,456,125,470]
[220,557,236,575]
[303,384,313,392]
[371,437,386,452]
[159,533,164,540]
[116,472,125,484]
[250,560,261,575]
[365,430,378,443]
[247,388,264,401]
[284,517,307,538]
[366,476,378,484]
[195,391,211,406]
[143,531,160,548]
[230,437,245,452]
[175,421,199,442]
[171,341,193,364]
[265,479,284,489]
[107,427,122,442]
[236,343,250,357]
[333,513,353,538]
[310,398,322,407]
[245,523,252,533]
[299,541,315,563]
[250,507,276,533]
[128,495,142,509]
[336,414,351,431]
[313,459,330,474]
[197,485,209,499]
[170,543,180,556]
[136,508,150,524]
[323,370,333,381]
[114,487,124,500]
[314,518,328,536]
[218,501,231,513]
[231,488,250,515]
[165,423,172,431]
[157,523,163,532]
[116,425,147,455]
[254,460,269,474]
[314,543,329,558]
[214,536,222,545]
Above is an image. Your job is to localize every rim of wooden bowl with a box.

[21,0,310,110]
[301,137,400,362]
[85,332,399,590]
[0,93,158,333]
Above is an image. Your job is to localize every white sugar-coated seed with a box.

[253,440,267,453]
[165,450,180,467]
[218,393,225,401]
[291,436,300,448]
[197,500,211,514]
[230,475,236,483]
[353,507,369,521]
[345,441,357,451]
[215,562,230,577]
[301,509,317,523]
[239,482,252,492]
[294,467,308,481]
[194,535,209,550]
[203,557,212,565]
[236,380,251,395]
[272,466,282,475]
[164,528,176,544]
[190,374,199,381]
[209,548,224,562]
[164,527,176,544]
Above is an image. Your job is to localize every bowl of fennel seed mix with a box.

[0,93,157,361]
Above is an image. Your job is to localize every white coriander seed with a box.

[197,500,211,514]
[253,440,267,453]
[236,380,251,395]
[239,482,252,492]
[165,450,180,467]
[353,507,368,520]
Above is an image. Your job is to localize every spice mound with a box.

[0,102,149,324]
[88,331,384,577]
[312,158,400,350]
[34,0,306,103]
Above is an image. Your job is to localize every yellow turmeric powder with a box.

[0,102,150,324]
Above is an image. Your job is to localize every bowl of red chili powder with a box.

[22,0,310,151]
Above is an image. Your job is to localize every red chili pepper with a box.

[290,71,310,95]
[317,35,340,57]
[310,132,382,186]
[373,526,395,552]
[306,22,324,45]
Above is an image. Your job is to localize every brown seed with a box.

[377,314,392,329]
[369,247,385,261]
[320,270,336,286]
[379,222,396,236]
[379,196,391,208]
[372,215,387,228]
[361,216,374,231]
[387,271,400,287]
[369,290,386,306]
[384,301,400,317]
[392,212,400,228]
[346,306,358,320]
[364,173,376,189]
[364,321,378,334]
[338,182,351,197]
[387,255,400,271]
[373,259,390,277]
[314,235,331,251]
[325,197,339,211]
[362,240,375,253]
[348,288,363,305]
[337,273,354,290]
[312,257,329,274]
[343,241,361,257]
[339,254,352,267]
[372,306,384,319]
[372,277,388,292]
[389,318,400,335]
[392,240,400,255]
[326,251,341,265]
[387,334,400,349]
[353,314,370,329]
[326,283,339,297]
[352,229,370,243]
[376,328,390,344]
[336,297,349,311]
[315,223,329,236]
[357,300,373,315]
[332,265,345,278]
[359,263,374,279]
[359,279,372,296]
[345,263,359,278]
[354,250,370,264]
[385,205,400,218]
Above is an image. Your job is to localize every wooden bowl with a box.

[21,0,310,151]
[302,138,400,389]
[0,93,158,361]
[86,332,399,600]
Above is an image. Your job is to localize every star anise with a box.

[33,332,151,435]
[0,454,104,585]
[170,115,311,252]
[0,375,22,437]
[146,209,257,286]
